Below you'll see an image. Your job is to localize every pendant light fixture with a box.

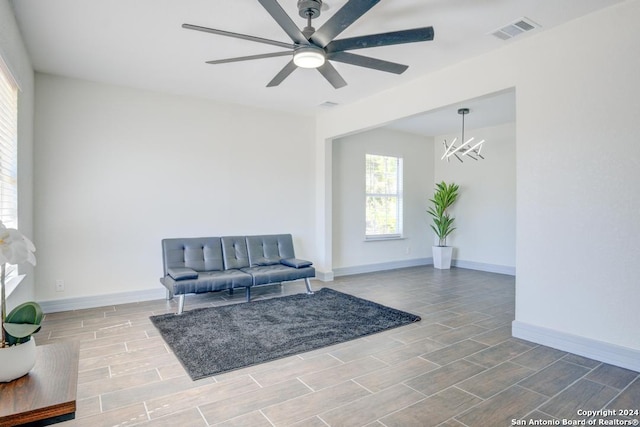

[441,108,485,163]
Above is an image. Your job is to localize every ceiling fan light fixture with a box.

[293,46,326,68]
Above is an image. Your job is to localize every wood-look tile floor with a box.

[34,267,640,427]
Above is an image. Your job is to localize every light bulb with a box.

[293,46,325,68]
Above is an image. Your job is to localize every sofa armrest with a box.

[167,267,198,280]
[280,258,313,269]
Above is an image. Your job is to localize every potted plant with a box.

[0,220,42,382]
[427,181,459,269]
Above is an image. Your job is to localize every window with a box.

[365,154,403,239]
[0,55,19,277]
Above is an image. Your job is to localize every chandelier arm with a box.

[462,139,484,156]
[446,137,471,158]
[441,138,457,160]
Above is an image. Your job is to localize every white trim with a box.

[364,236,405,242]
[4,274,25,299]
[334,258,431,277]
[0,50,21,91]
[512,321,640,372]
[35,261,513,311]
[331,258,515,278]
[38,288,166,314]
[315,270,334,282]
[452,259,516,276]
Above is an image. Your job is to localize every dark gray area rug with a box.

[150,288,421,380]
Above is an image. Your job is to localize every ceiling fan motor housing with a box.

[298,0,322,19]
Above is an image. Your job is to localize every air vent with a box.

[491,17,540,40]
[318,101,339,108]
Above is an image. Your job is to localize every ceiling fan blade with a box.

[310,0,381,48]
[317,62,347,89]
[267,60,298,87]
[182,23,293,50]
[326,27,435,53]
[327,51,408,74]
[257,0,309,45]
[206,51,292,65]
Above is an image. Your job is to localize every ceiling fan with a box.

[182,0,435,89]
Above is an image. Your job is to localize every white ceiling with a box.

[385,88,516,137]
[10,0,623,128]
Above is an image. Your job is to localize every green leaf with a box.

[3,301,43,345]
[5,301,43,326]
[428,181,459,245]
[3,322,41,338]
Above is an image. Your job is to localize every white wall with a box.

[34,74,315,304]
[434,123,516,274]
[315,0,640,370]
[332,128,433,273]
[0,0,35,308]
[512,1,640,365]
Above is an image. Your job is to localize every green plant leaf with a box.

[3,322,41,338]
[428,181,459,245]
[3,301,43,345]
[5,301,43,326]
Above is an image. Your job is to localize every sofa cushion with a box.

[163,269,253,296]
[280,258,313,268]
[167,267,198,280]
[242,264,315,286]
[221,236,250,269]
[162,237,224,273]
[184,240,224,271]
[246,234,296,267]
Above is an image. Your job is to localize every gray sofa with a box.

[160,234,315,313]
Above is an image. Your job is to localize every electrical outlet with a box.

[55,279,64,292]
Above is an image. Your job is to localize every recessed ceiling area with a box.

[10,0,624,115]
[385,89,516,137]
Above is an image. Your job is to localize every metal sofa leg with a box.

[245,287,251,302]
[304,277,314,295]
[166,288,173,300]
[177,295,185,315]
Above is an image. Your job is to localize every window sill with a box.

[364,236,405,242]
[5,274,26,299]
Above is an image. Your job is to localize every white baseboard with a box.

[36,260,513,312]
[332,258,515,278]
[333,258,432,277]
[315,270,334,282]
[38,288,167,314]
[452,259,516,276]
[512,320,640,372]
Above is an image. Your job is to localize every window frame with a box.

[364,153,404,240]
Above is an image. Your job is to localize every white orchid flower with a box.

[0,221,36,266]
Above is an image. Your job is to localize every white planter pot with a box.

[432,246,454,269]
[0,338,36,382]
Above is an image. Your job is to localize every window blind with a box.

[0,54,19,278]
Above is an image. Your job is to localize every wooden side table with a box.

[0,341,79,426]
